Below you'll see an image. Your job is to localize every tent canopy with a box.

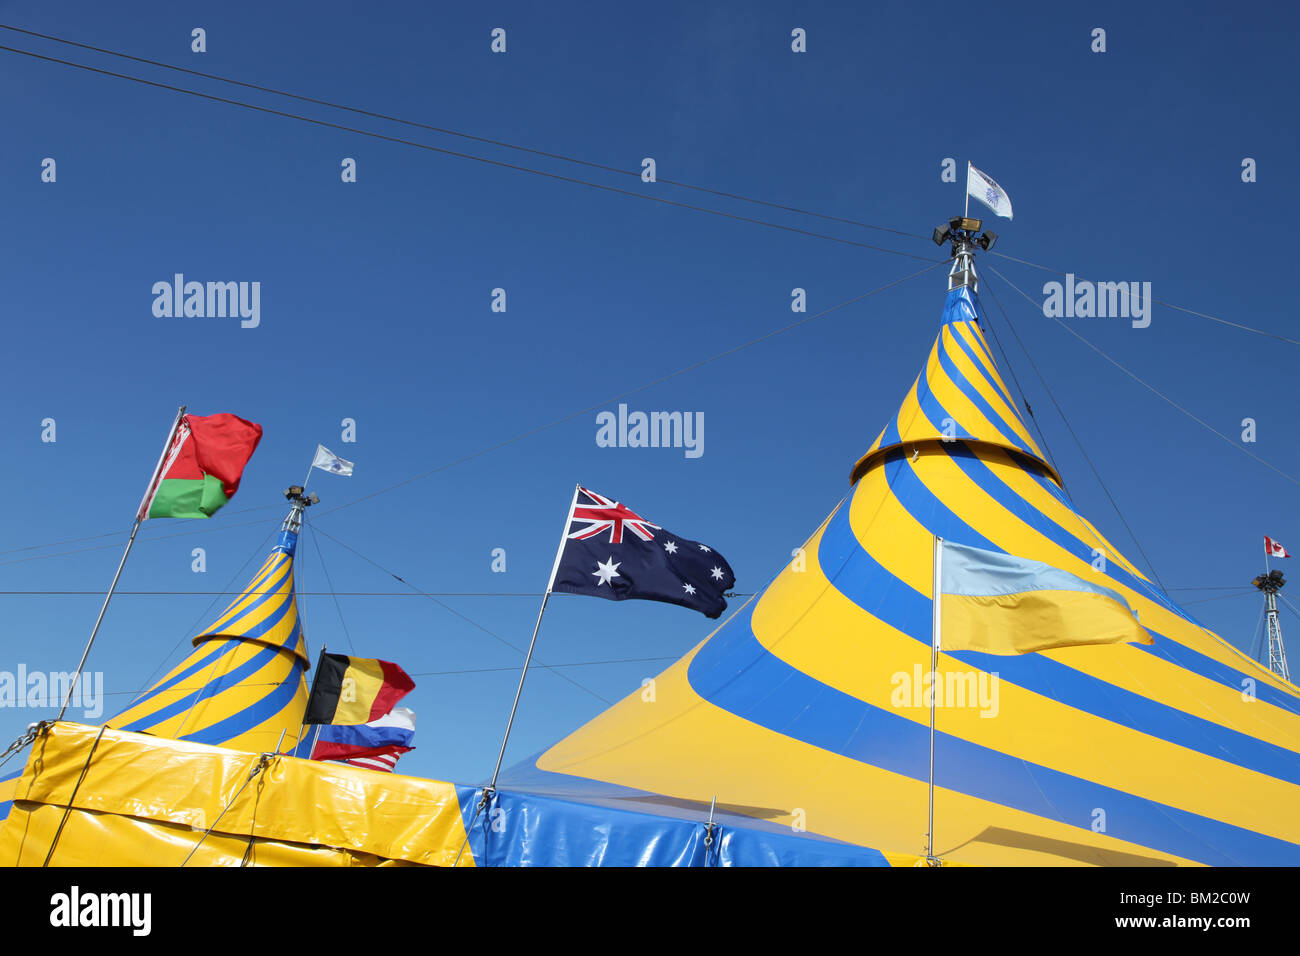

[498,285,1300,866]
[105,528,311,755]
[5,281,1298,867]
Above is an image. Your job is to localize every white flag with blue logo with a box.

[967,163,1013,220]
[312,444,354,477]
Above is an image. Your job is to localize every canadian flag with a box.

[1265,536,1291,558]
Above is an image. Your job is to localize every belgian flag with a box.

[304,652,415,725]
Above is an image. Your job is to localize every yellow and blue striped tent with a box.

[6,279,1299,867]
[105,527,311,754]
[486,282,1300,866]
[0,525,483,867]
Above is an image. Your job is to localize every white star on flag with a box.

[663,541,678,554]
[710,567,724,580]
[592,557,621,586]
[699,545,711,552]
[682,582,697,595]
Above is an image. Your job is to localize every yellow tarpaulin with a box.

[0,722,476,867]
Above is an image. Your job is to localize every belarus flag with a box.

[139,413,262,520]
[1266,536,1291,558]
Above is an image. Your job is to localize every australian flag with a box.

[551,487,736,619]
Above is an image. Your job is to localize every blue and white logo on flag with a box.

[967,163,1014,220]
[312,444,355,477]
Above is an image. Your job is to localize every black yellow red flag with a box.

[304,652,414,725]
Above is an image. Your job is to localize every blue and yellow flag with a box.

[938,539,1153,655]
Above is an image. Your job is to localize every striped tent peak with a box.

[104,528,311,755]
[852,285,1061,488]
[192,528,310,667]
[519,279,1300,866]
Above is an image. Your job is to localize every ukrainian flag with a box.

[937,538,1154,655]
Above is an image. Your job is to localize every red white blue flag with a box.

[335,751,406,773]
[308,706,415,764]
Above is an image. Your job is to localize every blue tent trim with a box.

[461,760,891,867]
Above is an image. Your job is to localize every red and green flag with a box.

[138,413,263,520]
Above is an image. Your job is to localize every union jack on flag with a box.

[568,487,661,543]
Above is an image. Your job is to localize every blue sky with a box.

[1,0,1297,783]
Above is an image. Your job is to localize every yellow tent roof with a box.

[509,284,1300,866]
[105,528,311,755]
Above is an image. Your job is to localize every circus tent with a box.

[104,527,310,755]
[4,239,1298,867]
[483,259,1300,866]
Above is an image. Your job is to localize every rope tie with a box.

[180,752,272,867]
[452,787,492,868]
[703,795,718,854]
[42,724,107,867]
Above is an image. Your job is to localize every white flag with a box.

[967,163,1013,220]
[312,444,354,477]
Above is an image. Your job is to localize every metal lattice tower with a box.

[1253,569,1290,681]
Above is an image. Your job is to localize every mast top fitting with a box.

[281,485,319,534]
[932,216,998,293]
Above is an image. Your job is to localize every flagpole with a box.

[487,482,582,791]
[294,644,327,756]
[964,163,970,219]
[57,405,186,722]
[302,444,320,492]
[927,534,942,865]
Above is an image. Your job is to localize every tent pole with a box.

[927,534,943,865]
[487,483,581,791]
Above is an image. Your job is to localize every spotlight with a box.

[308,493,320,505]
[978,230,998,251]
[284,485,304,499]
[932,224,951,246]
[950,216,982,233]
